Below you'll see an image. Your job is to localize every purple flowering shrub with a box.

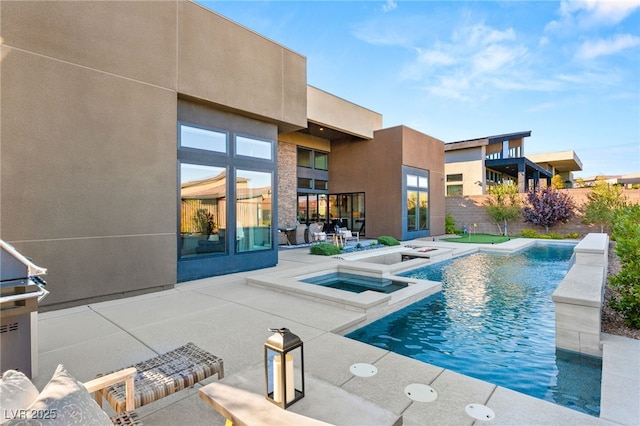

[522,188,576,233]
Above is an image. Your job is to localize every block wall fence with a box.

[445,188,640,237]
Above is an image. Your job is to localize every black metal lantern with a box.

[264,327,305,408]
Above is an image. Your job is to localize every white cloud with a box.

[472,44,528,74]
[575,34,640,59]
[382,0,397,13]
[407,23,531,102]
[466,24,516,46]
[416,47,456,66]
[547,0,640,31]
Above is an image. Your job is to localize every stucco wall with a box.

[178,2,307,131]
[307,86,382,139]
[401,127,446,237]
[444,160,486,196]
[0,0,307,309]
[445,189,640,236]
[330,126,445,240]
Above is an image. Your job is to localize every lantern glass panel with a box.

[265,345,304,408]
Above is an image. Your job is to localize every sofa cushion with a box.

[0,370,39,424]
[5,364,111,426]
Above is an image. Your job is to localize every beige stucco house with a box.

[1,1,445,309]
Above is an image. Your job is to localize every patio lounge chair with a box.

[338,227,359,243]
[97,342,223,414]
[309,222,327,243]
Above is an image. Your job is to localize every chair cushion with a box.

[5,364,112,426]
[0,370,39,423]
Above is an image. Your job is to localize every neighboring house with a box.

[444,131,553,196]
[577,173,640,188]
[1,1,444,309]
[526,151,583,188]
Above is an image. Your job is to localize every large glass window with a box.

[297,147,312,167]
[406,173,429,232]
[297,147,330,224]
[297,147,328,170]
[236,136,272,160]
[180,125,227,153]
[180,164,227,257]
[236,170,272,252]
[314,152,328,170]
[298,193,330,223]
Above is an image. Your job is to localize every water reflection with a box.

[347,244,601,416]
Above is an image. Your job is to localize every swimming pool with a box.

[301,272,408,294]
[346,243,602,416]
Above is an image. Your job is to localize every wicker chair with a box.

[96,342,223,414]
[85,367,140,425]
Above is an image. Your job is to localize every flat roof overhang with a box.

[526,151,583,172]
[298,121,371,142]
[445,131,532,151]
[486,157,553,180]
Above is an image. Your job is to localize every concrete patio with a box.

[31,243,639,425]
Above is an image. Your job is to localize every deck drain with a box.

[465,403,495,421]
[404,383,437,402]
[350,363,378,377]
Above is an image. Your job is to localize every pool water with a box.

[346,244,602,416]
[301,272,408,294]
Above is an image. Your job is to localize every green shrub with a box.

[608,264,640,328]
[521,229,579,240]
[520,229,539,238]
[377,236,400,246]
[309,243,342,256]
[445,214,456,234]
[608,204,640,328]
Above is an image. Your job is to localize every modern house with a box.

[444,131,554,196]
[577,173,640,188]
[526,151,583,188]
[1,1,444,309]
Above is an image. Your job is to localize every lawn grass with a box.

[441,233,516,244]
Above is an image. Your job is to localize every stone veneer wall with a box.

[445,188,640,236]
[277,141,298,228]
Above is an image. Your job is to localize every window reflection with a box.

[314,152,328,170]
[180,164,227,257]
[297,147,312,167]
[236,136,272,160]
[406,171,429,232]
[180,125,226,153]
[236,170,272,252]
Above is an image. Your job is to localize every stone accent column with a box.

[277,141,297,228]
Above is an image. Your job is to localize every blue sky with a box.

[198,1,640,178]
